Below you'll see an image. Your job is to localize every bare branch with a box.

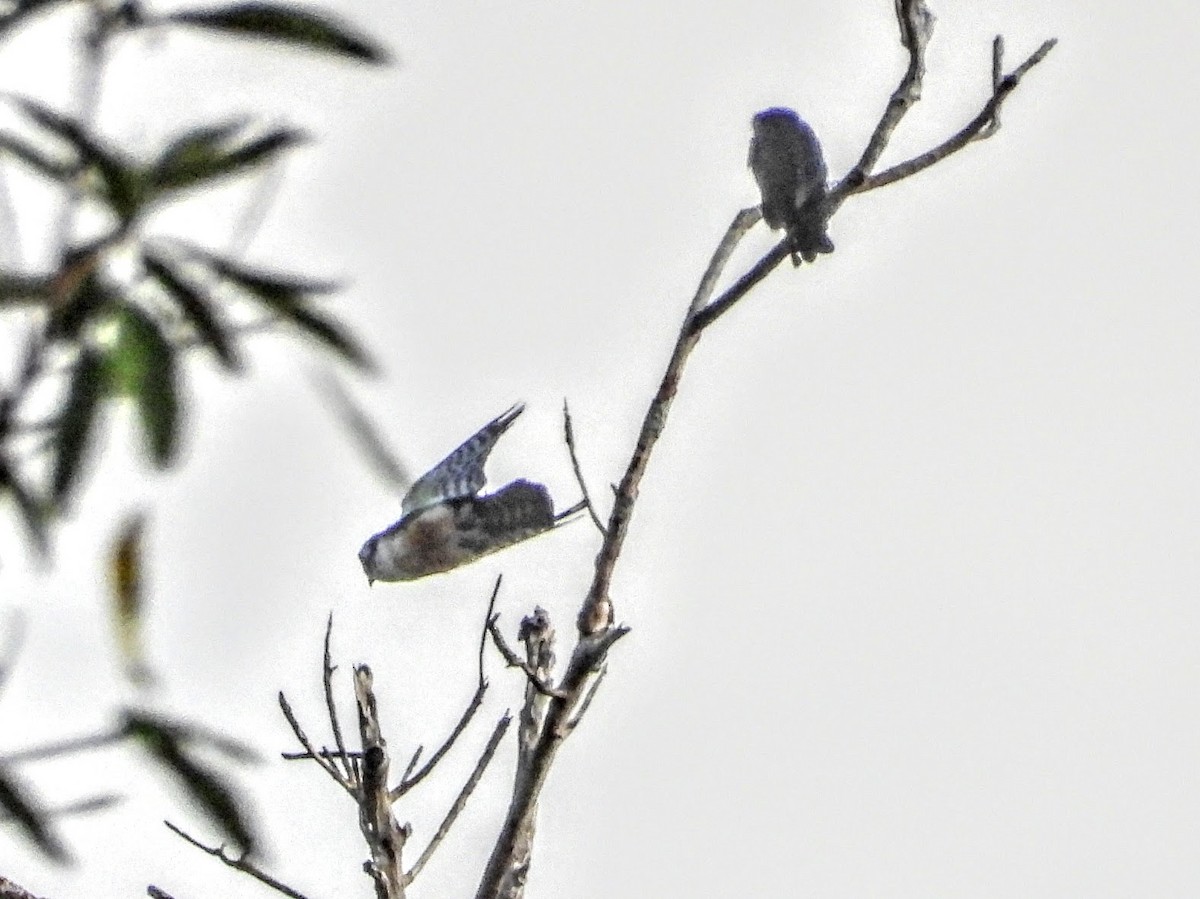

[834,0,935,197]
[353,665,409,899]
[564,664,608,734]
[561,400,607,536]
[579,208,757,634]
[146,886,177,899]
[837,38,1057,197]
[164,820,311,899]
[405,713,512,885]
[277,691,355,797]
[322,613,354,785]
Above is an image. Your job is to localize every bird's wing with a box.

[401,402,525,515]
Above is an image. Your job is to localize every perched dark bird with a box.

[358,403,571,583]
[748,107,834,264]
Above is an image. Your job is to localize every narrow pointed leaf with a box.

[52,347,106,506]
[0,131,76,182]
[152,119,249,182]
[0,459,49,557]
[173,242,370,368]
[0,765,69,862]
[124,712,256,853]
[108,514,146,674]
[8,95,146,222]
[165,2,390,63]
[110,305,180,467]
[142,250,241,370]
[273,304,373,370]
[182,243,339,306]
[148,124,308,198]
[0,0,76,40]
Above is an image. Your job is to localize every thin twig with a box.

[277,691,355,797]
[564,664,608,734]
[164,820,310,899]
[322,613,354,785]
[835,0,936,197]
[405,713,512,885]
[392,682,486,799]
[561,400,607,536]
[487,616,565,699]
[392,581,497,797]
[281,747,364,761]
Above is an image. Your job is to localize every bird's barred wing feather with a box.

[401,402,525,515]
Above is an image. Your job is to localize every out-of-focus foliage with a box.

[0,0,391,866]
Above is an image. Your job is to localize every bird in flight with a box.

[358,403,575,583]
[748,107,834,264]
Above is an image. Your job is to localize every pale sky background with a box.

[2,0,1198,897]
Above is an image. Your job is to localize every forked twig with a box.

[277,691,355,797]
[164,820,310,899]
[393,581,497,798]
[321,613,354,785]
[562,400,607,536]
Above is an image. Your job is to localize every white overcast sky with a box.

[3,1,1199,897]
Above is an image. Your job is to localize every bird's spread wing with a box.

[401,402,525,515]
[451,479,556,558]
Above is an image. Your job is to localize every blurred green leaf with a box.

[187,246,339,305]
[173,242,373,369]
[281,303,374,370]
[148,122,308,199]
[123,711,256,853]
[0,271,51,307]
[0,458,49,557]
[0,765,69,863]
[0,130,76,182]
[52,347,106,506]
[109,305,180,467]
[142,250,242,371]
[8,95,147,224]
[164,2,390,63]
[0,0,76,42]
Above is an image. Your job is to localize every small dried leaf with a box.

[109,514,146,673]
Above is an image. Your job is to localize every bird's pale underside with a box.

[748,107,834,264]
[358,403,566,584]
